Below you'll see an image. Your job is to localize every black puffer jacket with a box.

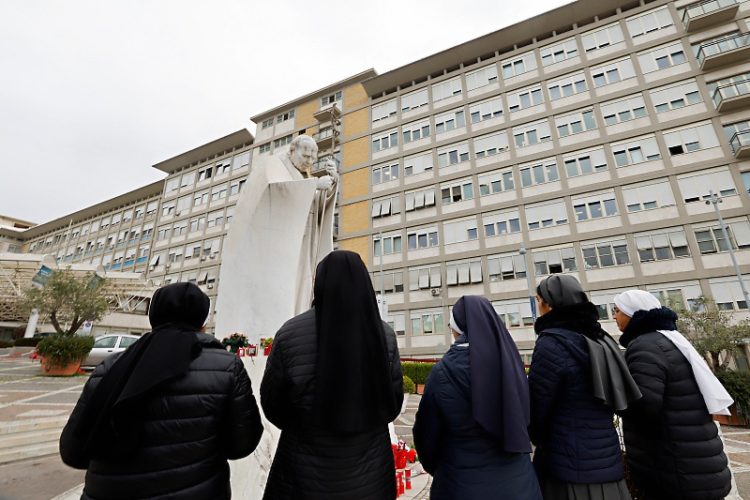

[620,308,731,500]
[260,309,404,500]
[60,333,263,500]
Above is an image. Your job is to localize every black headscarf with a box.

[452,296,531,453]
[74,282,208,459]
[534,275,641,411]
[312,250,397,433]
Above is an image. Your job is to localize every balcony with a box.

[713,78,750,112]
[697,32,750,70]
[313,103,341,123]
[730,129,750,158]
[682,0,739,32]
[313,127,337,150]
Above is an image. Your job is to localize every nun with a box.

[528,275,640,500]
[614,290,732,500]
[413,295,542,500]
[260,250,404,500]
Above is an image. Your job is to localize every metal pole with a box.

[707,190,750,308]
[378,231,385,318]
[520,243,537,321]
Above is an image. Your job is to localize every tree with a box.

[677,297,750,373]
[21,268,110,336]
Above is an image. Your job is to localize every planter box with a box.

[714,404,747,427]
[41,357,81,377]
[415,384,425,395]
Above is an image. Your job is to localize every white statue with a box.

[214,134,338,498]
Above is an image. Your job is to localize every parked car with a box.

[81,334,140,369]
[32,332,58,338]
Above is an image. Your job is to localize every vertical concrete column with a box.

[23,309,39,338]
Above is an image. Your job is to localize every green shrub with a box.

[0,340,13,348]
[403,375,416,394]
[402,362,436,385]
[716,369,750,416]
[14,337,41,347]
[37,335,95,366]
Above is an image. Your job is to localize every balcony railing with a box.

[730,129,750,158]
[682,0,739,31]
[712,78,750,111]
[697,32,750,70]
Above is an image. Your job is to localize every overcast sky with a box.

[0,0,571,224]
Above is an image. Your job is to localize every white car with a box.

[81,334,140,369]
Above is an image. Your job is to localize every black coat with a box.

[621,309,731,500]
[60,333,263,500]
[413,343,541,500]
[528,328,624,484]
[260,309,404,500]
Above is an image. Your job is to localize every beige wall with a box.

[341,167,369,200]
[340,201,370,234]
[338,235,370,266]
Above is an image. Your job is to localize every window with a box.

[386,314,406,335]
[404,188,436,212]
[321,91,342,106]
[533,247,577,275]
[635,229,690,261]
[432,77,462,102]
[410,310,445,335]
[563,147,608,177]
[197,165,213,182]
[407,226,440,249]
[466,64,498,90]
[437,142,470,168]
[493,300,534,328]
[434,109,465,134]
[623,179,676,212]
[482,210,522,237]
[600,94,647,126]
[260,117,274,129]
[478,168,515,196]
[440,178,474,205]
[372,129,399,152]
[743,171,750,195]
[111,213,121,226]
[547,72,588,100]
[408,265,442,291]
[723,120,750,142]
[650,80,702,113]
[473,131,509,158]
[582,239,630,269]
[572,192,618,221]
[541,38,578,66]
[146,201,158,215]
[508,85,544,112]
[258,143,271,154]
[206,209,225,228]
[175,195,191,214]
[94,336,118,349]
[443,217,479,244]
[612,135,661,167]
[161,201,176,217]
[555,110,596,137]
[229,179,246,196]
[210,183,228,202]
[403,152,433,176]
[626,7,673,38]
[525,200,568,230]
[193,189,209,207]
[710,277,750,311]
[214,158,231,177]
[663,122,719,156]
[446,259,483,286]
[469,97,503,124]
[373,232,402,257]
[520,159,559,187]
[638,42,687,73]
[373,270,404,294]
[501,51,537,79]
[582,22,625,53]
[693,220,750,254]
[371,196,401,218]
[487,253,527,281]
[171,220,187,237]
[232,151,250,170]
[203,238,221,258]
[402,119,431,143]
[372,162,399,185]
[513,120,551,148]
[273,134,293,149]
[189,216,205,233]
[591,57,636,87]
[165,177,179,193]
[401,88,429,113]
[225,207,235,225]
[275,109,295,124]
[372,99,398,124]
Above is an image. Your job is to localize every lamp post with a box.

[519,243,537,321]
[706,190,750,309]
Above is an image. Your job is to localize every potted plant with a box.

[36,335,95,376]
[714,369,750,426]
[221,332,249,353]
[260,337,273,356]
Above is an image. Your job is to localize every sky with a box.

[0,0,571,224]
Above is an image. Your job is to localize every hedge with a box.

[0,340,13,348]
[402,362,436,385]
[14,337,41,347]
[403,375,416,394]
[716,369,750,416]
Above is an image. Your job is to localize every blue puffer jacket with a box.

[413,343,541,500]
[528,328,624,484]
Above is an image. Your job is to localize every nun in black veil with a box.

[413,295,542,500]
[260,250,404,500]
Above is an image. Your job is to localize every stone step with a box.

[0,440,59,465]
[0,416,69,435]
[0,427,61,450]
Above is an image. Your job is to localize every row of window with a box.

[260,110,296,130]
[164,152,250,195]
[161,180,245,218]
[156,207,235,242]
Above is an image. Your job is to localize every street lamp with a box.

[705,190,750,309]
[519,243,537,321]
